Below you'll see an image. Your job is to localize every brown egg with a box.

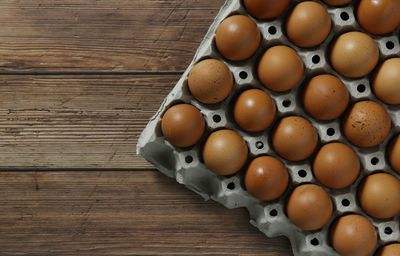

[203,129,248,176]
[287,184,333,231]
[243,0,290,20]
[286,1,332,48]
[161,104,205,148]
[215,15,261,61]
[331,214,377,256]
[188,59,233,104]
[303,74,350,121]
[313,143,360,189]
[372,58,400,105]
[233,89,276,132]
[389,134,400,174]
[245,156,289,201]
[358,173,400,219]
[357,0,400,35]
[272,116,318,161]
[322,0,352,6]
[343,101,391,148]
[378,243,400,256]
[258,45,304,92]
[330,31,379,78]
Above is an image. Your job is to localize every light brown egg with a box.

[342,101,391,148]
[286,184,333,231]
[389,134,400,174]
[188,59,233,104]
[161,104,205,148]
[245,156,289,201]
[203,129,248,176]
[243,0,289,20]
[330,31,379,78]
[286,1,332,48]
[372,58,400,105]
[272,116,318,161]
[358,173,400,219]
[258,45,304,92]
[313,142,360,189]
[215,15,261,61]
[303,74,349,121]
[331,214,377,256]
[233,89,276,132]
[378,243,400,256]
[357,0,400,35]
[322,0,352,6]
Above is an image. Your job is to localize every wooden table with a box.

[0,1,291,255]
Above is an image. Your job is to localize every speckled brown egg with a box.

[330,31,379,78]
[331,214,377,256]
[358,173,400,219]
[343,101,391,148]
[378,243,400,256]
[389,134,400,174]
[245,156,289,201]
[322,0,352,6]
[188,59,233,104]
[303,74,349,121]
[215,15,261,61]
[244,0,289,20]
[286,1,332,48]
[161,104,205,148]
[287,184,333,231]
[357,0,400,35]
[272,116,318,161]
[233,89,276,132]
[372,58,400,105]
[258,45,304,92]
[203,129,248,176]
[313,142,360,189]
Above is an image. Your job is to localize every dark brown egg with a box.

[378,243,400,256]
[203,129,248,176]
[161,104,205,148]
[233,89,276,132]
[243,0,290,20]
[342,101,392,148]
[372,58,400,105]
[287,184,333,231]
[331,214,377,256]
[313,142,360,189]
[272,116,318,161]
[357,0,400,35]
[303,74,349,121]
[215,15,261,61]
[389,134,400,174]
[322,0,352,6]
[188,59,233,104]
[245,156,289,201]
[258,45,304,92]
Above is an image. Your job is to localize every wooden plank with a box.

[0,0,224,72]
[0,170,291,255]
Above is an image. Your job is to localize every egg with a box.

[358,173,400,219]
[244,156,289,201]
[372,58,400,105]
[233,89,276,132]
[258,45,304,92]
[357,0,400,35]
[303,74,349,121]
[313,142,360,189]
[161,104,205,148]
[330,31,379,78]
[215,15,261,61]
[203,129,248,176]
[272,116,318,161]
[331,214,377,256]
[322,0,352,6]
[378,243,400,256]
[389,134,400,173]
[286,184,333,231]
[342,101,392,148]
[243,0,289,20]
[188,59,233,104]
[286,1,332,48]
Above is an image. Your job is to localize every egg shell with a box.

[372,58,400,105]
[322,0,352,6]
[389,134,400,174]
[243,0,289,20]
[378,243,400,256]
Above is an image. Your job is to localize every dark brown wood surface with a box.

[0,1,293,255]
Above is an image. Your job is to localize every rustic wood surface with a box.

[0,1,293,255]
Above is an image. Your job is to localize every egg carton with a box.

[137,0,400,255]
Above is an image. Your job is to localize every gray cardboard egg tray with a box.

[137,0,400,255]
